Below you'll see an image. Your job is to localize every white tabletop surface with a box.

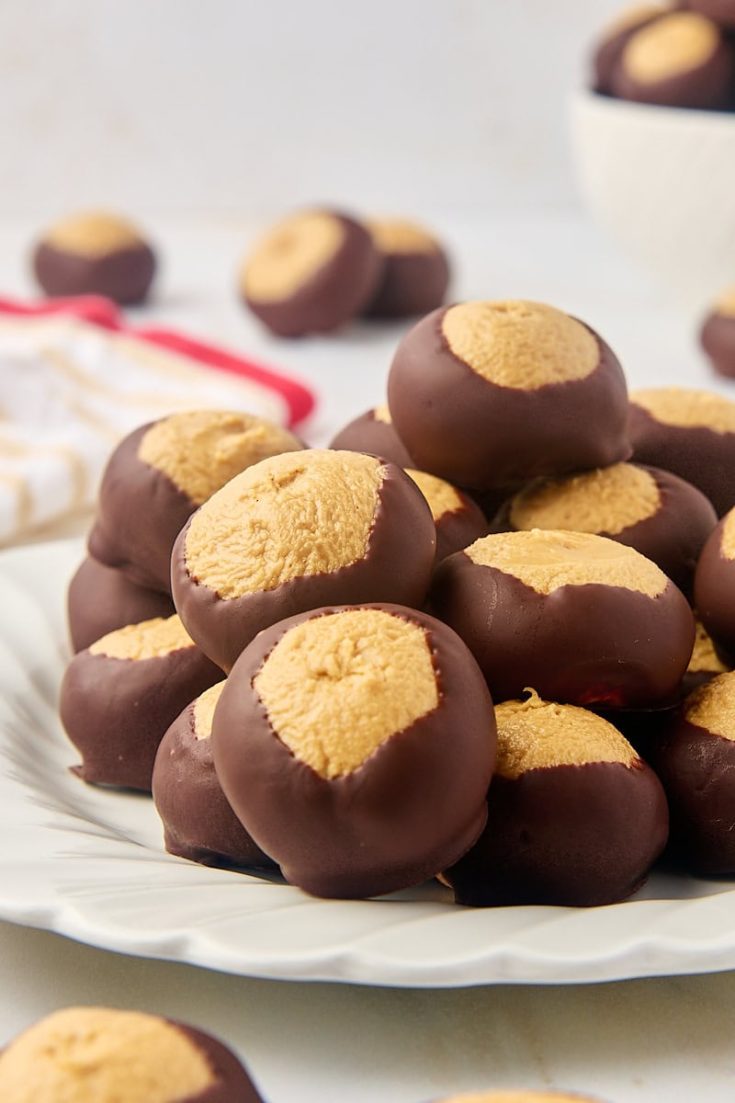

[1,209,735,1101]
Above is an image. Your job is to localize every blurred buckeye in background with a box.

[88,410,302,593]
[445,693,668,907]
[700,287,735,380]
[60,615,221,791]
[431,530,695,706]
[153,682,276,871]
[0,1006,264,1103]
[609,11,734,108]
[212,604,495,899]
[32,210,156,304]
[172,449,436,672]
[628,387,735,516]
[329,404,415,467]
[694,506,735,661]
[363,218,450,318]
[387,301,630,490]
[67,556,175,653]
[240,208,381,336]
[494,462,717,597]
[592,4,671,94]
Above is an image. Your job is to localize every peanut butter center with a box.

[89,615,193,661]
[368,218,439,254]
[685,671,735,740]
[44,211,144,257]
[406,468,464,522]
[193,681,226,740]
[0,1007,215,1103]
[241,211,344,301]
[688,619,728,675]
[632,387,735,434]
[254,608,439,779]
[623,12,719,83]
[464,529,667,597]
[184,450,384,600]
[138,410,302,506]
[442,301,598,390]
[373,404,393,424]
[509,463,660,536]
[495,692,639,779]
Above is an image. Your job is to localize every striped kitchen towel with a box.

[0,296,315,544]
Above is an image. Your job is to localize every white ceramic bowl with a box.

[571,89,735,309]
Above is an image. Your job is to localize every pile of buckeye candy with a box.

[61,300,735,905]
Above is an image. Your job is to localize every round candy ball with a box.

[240,209,381,336]
[387,301,630,490]
[0,1006,264,1103]
[694,507,735,661]
[445,694,669,907]
[628,387,735,516]
[32,210,156,304]
[700,287,735,380]
[172,449,436,672]
[431,529,695,707]
[363,218,450,318]
[653,671,735,874]
[152,682,275,871]
[67,556,175,653]
[329,404,415,467]
[60,615,222,791]
[212,604,496,899]
[495,461,717,597]
[610,11,734,108]
[592,4,669,94]
[89,409,302,592]
[406,469,488,562]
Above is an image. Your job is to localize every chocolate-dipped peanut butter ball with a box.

[32,211,156,304]
[629,387,735,516]
[212,605,496,899]
[240,209,381,337]
[446,694,669,907]
[67,556,175,653]
[406,469,488,562]
[152,682,275,870]
[701,287,735,380]
[0,1006,263,1103]
[387,301,630,491]
[610,11,734,108]
[592,4,671,94]
[89,410,302,592]
[329,404,415,467]
[172,449,436,672]
[653,672,735,874]
[433,1095,605,1103]
[688,0,735,29]
[60,615,222,791]
[694,507,735,660]
[495,462,717,597]
[431,530,695,707]
[363,218,450,318]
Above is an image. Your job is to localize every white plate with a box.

[2,538,735,988]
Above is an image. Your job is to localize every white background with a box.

[0,0,623,218]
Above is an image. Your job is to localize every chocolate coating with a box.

[701,310,735,380]
[364,246,450,318]
[431,552,695,707]
[33,240,155,305]
[173,462,436,672]
[243,212,382,337]
[68,556,175,653]
[629,400,735,516]
[152,695,276,871]
[212,605,496,899]
[610,14,734,108]
[694,513,735,660]
[688,0,735,29]
[329,408,415,467]
[652,711,735,874]
[88,423,198,593]
[495,464,717,598]
[174,1023,265,1103]
[60,636,222,791]
[387,307,630,490]
[432,492,489,562]
[446,759,669,907]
